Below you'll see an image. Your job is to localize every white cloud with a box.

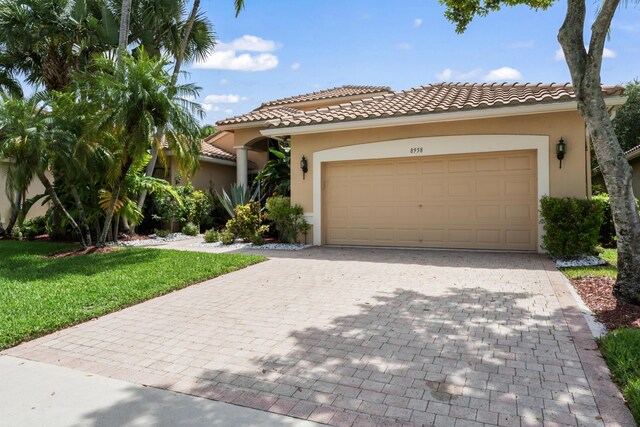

[195,34,280,72]
[224,109,233,115]
[555,48,565,61]
[396,42,412,51]
[435,68,482,81]
[290,62,301,70]
[203,94,247,104]
[218,35,279,52]
[483,67,523,81]
[413,18,423,28]
[555,46,616,61]
[219,79,229,86]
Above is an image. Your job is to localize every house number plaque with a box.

[409,147,424,154]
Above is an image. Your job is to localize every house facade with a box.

[216,83,626,253]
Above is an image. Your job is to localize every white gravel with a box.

[555,255,607,268]
[193,241,310,251]
[111,233,200,247]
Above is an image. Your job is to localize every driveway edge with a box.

[541,257,635,427]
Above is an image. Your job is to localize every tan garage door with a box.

[322,150,538,251]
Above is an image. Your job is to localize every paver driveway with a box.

[4,248,631,427]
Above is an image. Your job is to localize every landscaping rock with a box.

[555,256,607,268]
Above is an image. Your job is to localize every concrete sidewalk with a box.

[0,356,323,427]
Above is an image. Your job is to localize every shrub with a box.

[220,228,235,245]
[539,196,604,258]
[181,222,198,236]
[154,228,170,238]
[592,193,640,246]
[20,216,47,240]
[264,196,309,243]
[225,201,269,243]
[203,229,221,243]
[153,184,214,230]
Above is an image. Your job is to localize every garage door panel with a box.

[448,158,474,173]
[323,150,537,251]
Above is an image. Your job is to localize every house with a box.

[215,83,626,252]
[592,144,640,199]
[0,160,49,227]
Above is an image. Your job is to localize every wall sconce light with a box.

[300,155,308,179]
[556,137,566,169]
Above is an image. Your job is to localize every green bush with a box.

[154,228,170,238]
[592,193,640,246]
[20,216,47,240]
[539,196,604,258]
[225,201,269,243]
[203,229,220,243]
[220,228,235,245]
[153,184,214,230]
[181,222,198,236]
[264,196,309,243]
[600,328,640,423]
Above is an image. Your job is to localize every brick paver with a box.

[3,248,628,426]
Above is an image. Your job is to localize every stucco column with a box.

[236,146,249,187]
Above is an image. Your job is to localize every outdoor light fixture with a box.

[300,155,308,179]
[556,137,567,169]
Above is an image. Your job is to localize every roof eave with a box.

[627,148,640,162]
[261,96,628,138]
[216,120,268,131]
[260,91,394,109]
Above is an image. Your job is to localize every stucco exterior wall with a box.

[167,157,235,193]
[289,111,588,214]
[0,162,51,225]
[631,157,640,199]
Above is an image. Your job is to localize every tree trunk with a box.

[69,184,92,246]
[117,0,133,64]
[38,171,87,247]
[98,185,121,246]
[559,0,640,304]
[5,191,22,236]
[137,0,201,210]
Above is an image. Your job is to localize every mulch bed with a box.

[47,246,120,259]
[571,276,640,330]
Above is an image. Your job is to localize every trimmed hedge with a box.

[539,196,603,258]
[591,193,640,246]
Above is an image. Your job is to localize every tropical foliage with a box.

[216,183,261,218]
[255,145,291,197]
[0,0,241,247]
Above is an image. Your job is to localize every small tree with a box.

[439,0,640,304]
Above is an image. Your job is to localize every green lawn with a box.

[0,240,265,350]
[600,328,640,424]
[560,248,618,279]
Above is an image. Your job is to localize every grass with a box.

[0,240,265,350]
[560,248,617,279]
[600,328,640,424]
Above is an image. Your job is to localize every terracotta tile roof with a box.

[259,85,393,108]
[265,82,625,128]
[163,138,236,162]
[216,106,302,126]
[625,144,640,161]
[200,140,236,161]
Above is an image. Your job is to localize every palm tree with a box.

[0,94,87,245]
[0,0,118,91]
[136,0,216,209]
[79,50,203,246]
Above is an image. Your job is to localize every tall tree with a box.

[440,0,640,304]
[137,0,216,209]
[613,80,640,153]
[79,51,202,246]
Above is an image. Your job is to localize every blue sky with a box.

[186,1,640,124]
